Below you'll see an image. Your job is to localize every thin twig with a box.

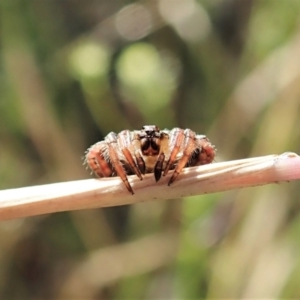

[0,152,299,221]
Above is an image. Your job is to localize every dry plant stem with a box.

[0,152,299,221]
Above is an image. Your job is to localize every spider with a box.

[85,125,215,194]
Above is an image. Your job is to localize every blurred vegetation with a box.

[1,0,300,298]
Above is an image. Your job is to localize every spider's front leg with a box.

[163,128,185,176]
[168,129,198,185]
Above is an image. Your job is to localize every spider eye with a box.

[142,125,160,136]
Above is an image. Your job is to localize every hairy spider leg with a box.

[106,132,134,194]
[163,128,185,176]
[168,129,197,185]
[86,142,113,177]
[117,130,143,180]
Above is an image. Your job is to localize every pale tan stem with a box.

[0,152,299,221]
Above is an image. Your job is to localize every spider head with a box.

[142,125,160,136]
[139,125,162,156]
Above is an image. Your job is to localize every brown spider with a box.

[85,125,216,194]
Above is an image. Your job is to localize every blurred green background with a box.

[1,0,300,298]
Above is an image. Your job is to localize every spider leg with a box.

[154,153,165,181]
[118,130,143,180]
[163,128,185,176]
[168,129,197,185]
[106,132,134,194]
[85,142,113,177]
